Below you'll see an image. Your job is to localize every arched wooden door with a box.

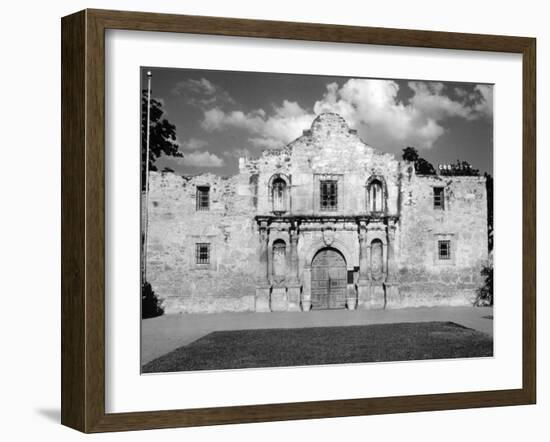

[311,248,347,309]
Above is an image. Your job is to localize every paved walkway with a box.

[141,306,493,365]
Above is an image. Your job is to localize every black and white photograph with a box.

[140,67,494,374]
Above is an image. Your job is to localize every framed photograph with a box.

[61,9,536,433]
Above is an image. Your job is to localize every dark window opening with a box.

[320,180,338,211]
[438,240,451,260]
[434,187,445,210]
[196,186,210,211]
[195,243,210,264]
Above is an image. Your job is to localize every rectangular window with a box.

[438,240,451,260]
[320,180,338,211]
[196,186,210,211]
[195,243,210,264]
[433,187,445,210]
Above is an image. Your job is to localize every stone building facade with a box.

[145,113,489,314]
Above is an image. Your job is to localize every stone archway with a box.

[310,247,347,309]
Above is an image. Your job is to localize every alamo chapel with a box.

[145,113,489,314]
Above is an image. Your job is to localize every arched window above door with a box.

[366,177,386,213]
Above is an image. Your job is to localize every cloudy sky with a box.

[141,67,493,176]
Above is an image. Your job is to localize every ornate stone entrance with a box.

[254,215,399,312]
[311,247,347,309]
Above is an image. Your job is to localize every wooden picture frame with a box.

[61,8,536,433]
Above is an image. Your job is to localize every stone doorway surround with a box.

[255,215,399,312]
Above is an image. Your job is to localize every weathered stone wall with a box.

[244,113,401,217]
[394,169,488,307]
[145,171,259,314]
[144,113,489,313]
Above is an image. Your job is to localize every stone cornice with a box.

[255,214,399,226]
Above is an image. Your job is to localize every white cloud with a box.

[407,81,472,120]
[313,79,492,149]
[453,85,492,118]
[172,78,234,107]
[454,87,468,98]
[202,108,267,132]
[200,79,492,152]
[181,151,225,168]
[202,100,313,149]
[179,137,208,151]
[471,84,493,118]
[223,148,253,159]
[248,137,286,149]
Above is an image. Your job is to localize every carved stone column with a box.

[267,242,273,284]
[287,225,301,311]
[301,267,312,311]
[257,222,269,282]
[357,220,370,309]
[382,242,388,276]
[386,221,397,282]
[288,226,300,283]
[384,219,400,307]
[358,223,369,283]
[255,221,271,312]
[366,245,372,280]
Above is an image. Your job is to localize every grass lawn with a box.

[142,321,493,373]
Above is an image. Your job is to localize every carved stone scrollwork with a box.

[322,226,335,246]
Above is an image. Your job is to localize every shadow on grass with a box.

[142,321,493,374]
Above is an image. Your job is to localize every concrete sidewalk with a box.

[141,306,493,365]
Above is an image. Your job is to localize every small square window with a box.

[320,180,338,211]
[434,187,445,210]
[196,186,210,211]
[195,243,210,264]
[438,240,451,260]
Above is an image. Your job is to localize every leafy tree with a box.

[475,264,493,306]
[402,146,436,175]
[142,281,164,318]
[141,89,182,189]
[402,146,419,163]
[415,158,437,175]
[485,173,494,251]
